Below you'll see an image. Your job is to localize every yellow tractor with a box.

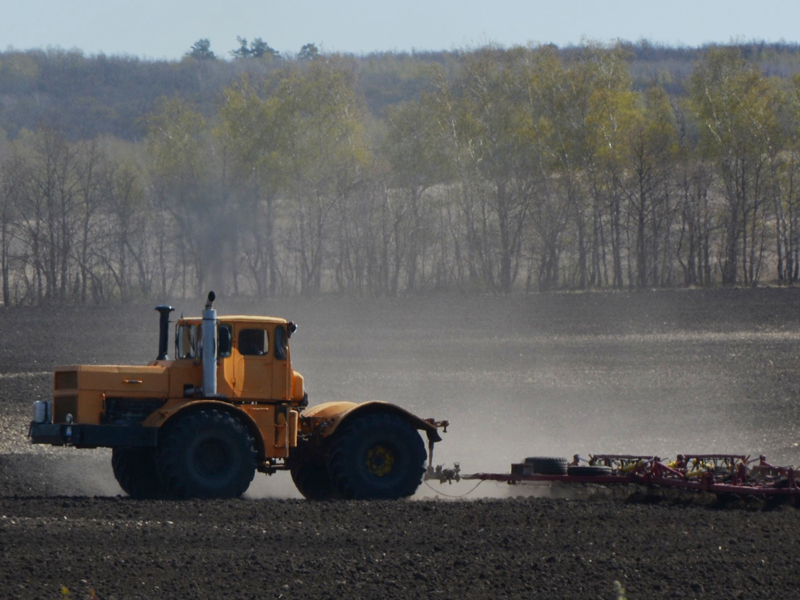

[29,292,446,500]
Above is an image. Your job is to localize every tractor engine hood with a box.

[55,365,169,396]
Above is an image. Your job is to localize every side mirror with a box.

[287,321,298,338]
[218,325,232,358]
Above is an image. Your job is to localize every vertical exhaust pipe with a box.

[155,305,175,360]
[201,291,218,397]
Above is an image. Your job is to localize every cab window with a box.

[274,325,287,360]
[218,324,233,358]
[239,329,268,356]
[176,324,199,359]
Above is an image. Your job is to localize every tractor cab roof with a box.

[177,315,288,325]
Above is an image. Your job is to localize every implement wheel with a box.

[525,457,568,475]
[328,413,426,500]
[112,447,169,499]
[157,409,256,499]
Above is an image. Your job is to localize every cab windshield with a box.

[176,323,200,359]
[176,323,232,359]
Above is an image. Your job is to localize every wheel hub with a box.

[366,444,395,477]
[194,439,228,476]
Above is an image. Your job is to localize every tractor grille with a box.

[103,398,167,426]
[53,395,78,423]
[55,371,78,390]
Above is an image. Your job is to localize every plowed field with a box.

[2,289,800,599]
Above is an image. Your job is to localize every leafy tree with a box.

[298,44,319,61]
[231,37,280,60]
[447,47,542,293]
[250,38,280,59]
[230,37,251,60]
[583,50,638,289]
[774,76,800,283]
[381,96,452,292]
[525,44,597,289]
[96,155,151,302]
[219,76,286,295]
[3,128,92,303]
[618,85,678,288]
[0,150,20,305]
[186,39,216,61]
[691,46,780,285]
[146,96,220,295]
[272,59,369,294]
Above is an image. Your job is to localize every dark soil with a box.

[2,289,800,599]
[2,495,798,600]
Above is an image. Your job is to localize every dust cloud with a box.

[280,290,800,497]
[5,288,800,499]
[1,452,123,497]
[244,472,303,499]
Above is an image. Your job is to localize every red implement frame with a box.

[441,454,800,504]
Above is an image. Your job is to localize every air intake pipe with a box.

[201,291,218,398]
[155,305,175,360]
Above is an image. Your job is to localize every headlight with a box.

[32,400,52,424]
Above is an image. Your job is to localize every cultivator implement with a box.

[426,454,800,504]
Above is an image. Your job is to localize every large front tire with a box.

[327,413,426,500]
[112,447,169,499]
[156,409,257,499]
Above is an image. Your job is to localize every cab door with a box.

[234,325,273,399]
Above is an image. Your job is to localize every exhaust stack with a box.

[155,305,175,360]
[201,291,218,397]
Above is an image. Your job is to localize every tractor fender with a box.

[302,401,442,444]
[142,399,267,460]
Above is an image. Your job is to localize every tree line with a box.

[2,42,800,304]
[3,40,799,143]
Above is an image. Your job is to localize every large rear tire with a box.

[112,447,169,499]
[156,409,256,499]
[290,462,339,500]
[288,441,339,500]
[327,413,426,500]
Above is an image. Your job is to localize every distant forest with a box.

[1,39,800,304]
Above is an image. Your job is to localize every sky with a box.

[3,0,800,60]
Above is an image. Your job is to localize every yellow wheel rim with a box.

[366,444,395,477]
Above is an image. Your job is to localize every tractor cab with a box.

[167,315,305,405]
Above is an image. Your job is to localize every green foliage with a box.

[186,39,216,61]
[219,77,282,179]
[298,44,319,61]
[4,41,800,303]
[382,96,451,190]
[690,45,781,284]
[231,37,280,60]
[1,42,800,144]
[146,96,209,192]
[691,46,779,158]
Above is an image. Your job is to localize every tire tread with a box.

[328,413,426,500]
[525,456,569,475]
[157,409,256,499]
